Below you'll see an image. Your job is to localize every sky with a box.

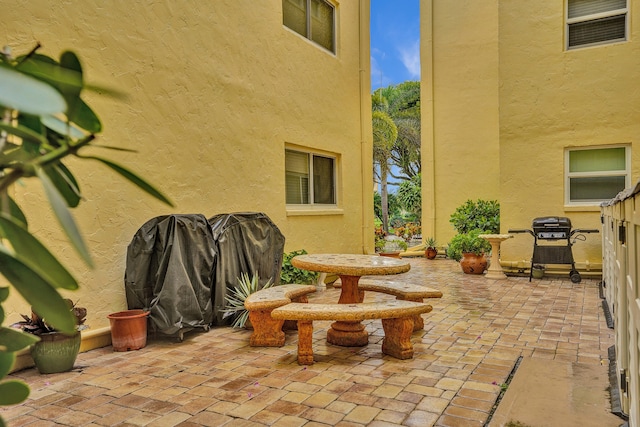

[370,0,421,92]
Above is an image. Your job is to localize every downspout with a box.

[421,0,437,241]
[360,0,374,254]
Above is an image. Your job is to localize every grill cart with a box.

[508,216,599,283]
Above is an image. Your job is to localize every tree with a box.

[371,81,420,231]
[397,173,421,220]
[372,109,397,232]
[0,44,172,421]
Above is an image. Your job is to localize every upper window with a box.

[565,146,630,205]
[285,149,336,205]
[283,0,335,52]
[567,0,628,49]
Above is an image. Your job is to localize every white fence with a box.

[601,181,640,426]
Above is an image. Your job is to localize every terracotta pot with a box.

[425,247,438,259]
[30,332,81,374]
[107,310,149,351]
[460,253,487,274]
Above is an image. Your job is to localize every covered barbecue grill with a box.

[509,216,599,282]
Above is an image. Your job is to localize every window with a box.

[565,146,630,205]
[567,0,628,49]
[285,149,336,205]
[283,0,335,52]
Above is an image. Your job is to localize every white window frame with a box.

[566,0,628,50]
[285,148,338,210]
[282,0,336,53]
[565,145,631,206]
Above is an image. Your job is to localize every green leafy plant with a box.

[397,173,422,219]
[223,273,273,328]
[280,249,319,284]
[0,44,172,419]
[449,199,500,234]
[12,299,87,335]
[395,222,421,242]
[381,238,408,253]
[446,229,491,262]
[425,237,437,249]
[374,227,387,252]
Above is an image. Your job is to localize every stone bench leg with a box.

[296,320,314,365]
[381,317,415,360]
[283,295,310,331]
[248,310,285,347]
[396,296,425,331]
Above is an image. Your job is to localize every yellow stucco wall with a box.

[421,0,501,244]
[422,0,640,268]
[2,1,372,333]
[498,0,640,265]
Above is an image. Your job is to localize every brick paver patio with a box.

[4,258,615,426]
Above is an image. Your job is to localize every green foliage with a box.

[446,229,492,262]
[223,273,273,328]
[280,249,318,285]
[0,44,173,421]
[449,199,500,234]
[397,173,421,218]
[425,237,437,248]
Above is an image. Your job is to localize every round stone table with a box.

[478,234,513,280]
[291,254,410,346]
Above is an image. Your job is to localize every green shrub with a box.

[449,199,500,234]
[280,249,319,285]
[446,229,492,262]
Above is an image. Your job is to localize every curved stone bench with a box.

[335,278,443,331]
[271,300,432,365]
[244,284,316,347]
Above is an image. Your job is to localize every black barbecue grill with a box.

[508,216,599,283]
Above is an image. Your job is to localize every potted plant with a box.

[379,239,408,258]
[223,273,273,328]
[0,44,172,415]
[446,229,492,274]
[12,300,87,374]
[425,237,438,259]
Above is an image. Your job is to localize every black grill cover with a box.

[208,212,285,326]
[124,214,215,337]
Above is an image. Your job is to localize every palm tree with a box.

[372,108,397,232]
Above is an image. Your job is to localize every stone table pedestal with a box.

[479,234,513,280]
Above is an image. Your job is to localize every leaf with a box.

[0,65,67,115]
[0,122,47,145]
[0,247,76,334]
[41,115,87,140]
[36,167,93,267]
[0,287,9,303]
[67,98,101,134]
[43,163,81,208]
[79,155,174,207]
[0,380,30,405]
[0,215,78,290]
[0,326,39,352]
[0,350,16,377]
[0,195,28,229]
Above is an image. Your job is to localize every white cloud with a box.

[398,39,420,78]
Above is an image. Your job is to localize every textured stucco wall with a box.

[2,1,372,330]
[498,0,640,264]
[422,0,640,266]
[421,0,501,244]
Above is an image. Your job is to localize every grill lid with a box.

[532,216,572,230]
